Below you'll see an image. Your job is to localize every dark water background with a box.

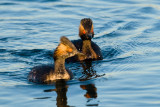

[1,0,160,106]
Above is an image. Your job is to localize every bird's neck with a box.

[54,58,66,74]
[82,40,97,59]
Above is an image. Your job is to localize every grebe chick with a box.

[67,18,103,62]
[28,36,83,84]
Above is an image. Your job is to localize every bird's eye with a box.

[83,30,86,34]
[91,29,94,33]
[67,48,73,53]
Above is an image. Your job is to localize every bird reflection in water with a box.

[80,84,99,106]
[80,84,97,98]
[79,60,103,106]
[79,60,104,81]
[44,80,69,107]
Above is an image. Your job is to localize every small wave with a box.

[117,50,144,59]
[144,21,160,33]
[127,13,151,20]
[108,0,137,4]
[42,0,60,2]
[0,37,22,42]
[102,47,121,59]
[0,49,53,66]
[118,21,140,31]
[12,0,60,3]
[9,49,53,58]
[138,6,157,14]
[0,2,19,5]
[95,31,124,40]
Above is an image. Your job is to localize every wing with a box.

[28,64,54,83]
[91,41,103,60]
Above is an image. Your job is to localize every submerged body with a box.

[28,36,82,84]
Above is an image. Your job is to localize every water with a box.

[1,0,160,106]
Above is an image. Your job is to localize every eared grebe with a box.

[67,18,103,62]
[28,36,84,84]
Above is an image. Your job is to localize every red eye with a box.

[83,30,86,34]
[67,48,73,52]
[91,29,94,33]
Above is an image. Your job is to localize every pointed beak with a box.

[76,52,86,61]
[86,33,93,40]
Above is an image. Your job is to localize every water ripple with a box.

[1,0,160,106]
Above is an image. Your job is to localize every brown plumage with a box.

[66,18,103,62]
[28,36,83,84]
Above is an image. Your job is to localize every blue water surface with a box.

[1,0,160,106]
